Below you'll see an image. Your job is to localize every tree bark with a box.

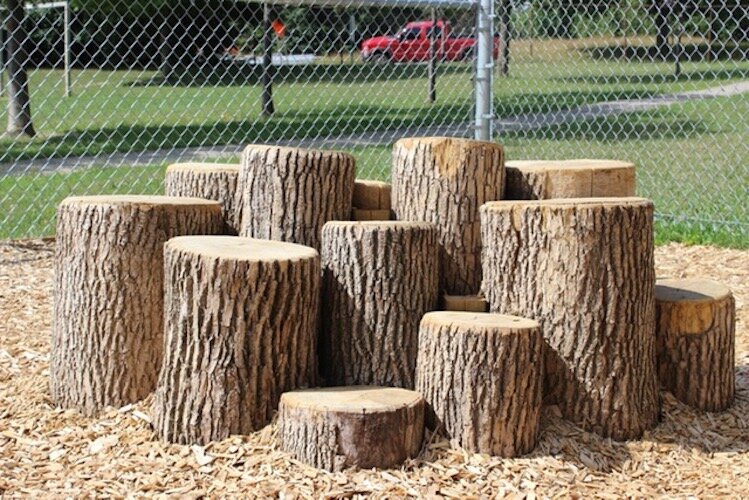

[320,221,439,388]
[278,386,424,471]
[392,137,504,295]
[238,145,356,250]
[154,236,320,445]
[351,208,391,221]
[4,0,35,137]
[480,198,659,440]
[504,160,636,200]
[51,196,223,416]
[655,1,673,60]
[165,162,240,234]
[415,312,543,457]
[656,278,735,412]
[353,179,391,210]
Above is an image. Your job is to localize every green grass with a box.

[0,40,747,245]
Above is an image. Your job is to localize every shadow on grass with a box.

[552,67,749,86]
[582,42,749,63]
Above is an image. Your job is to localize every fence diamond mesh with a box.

[0,0,747,244]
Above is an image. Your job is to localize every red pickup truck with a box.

[361,20,498,63]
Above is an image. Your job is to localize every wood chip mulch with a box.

[1,239,747,497]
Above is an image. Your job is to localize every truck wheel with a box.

[365,50,392,64]
[461,48,475,61]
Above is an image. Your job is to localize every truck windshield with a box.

[398,28,421,41]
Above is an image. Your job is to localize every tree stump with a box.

[392,137,504,295]
[320,221,439,388]
[441,294,488,312]
[153,236,320,444]
[51,196,223,416]
[237,145,356,249]
[165,162,240,234]
[480,198,659,440]
[352,208,391,221]
[415,312,543,457]
[353,179,391,210]
[656,278,735,412]
[504,159,636,200]
[278,386,424,471]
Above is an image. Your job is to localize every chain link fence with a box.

[0,0,747,244]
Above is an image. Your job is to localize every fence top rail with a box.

[244,0,476,8]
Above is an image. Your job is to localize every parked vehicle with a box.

[361,20,499,63]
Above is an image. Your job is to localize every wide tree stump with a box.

[320,221,439,388]
[237,145,356,249]
[278,386,424,471]
[392,137,504,295]
[165,162,240,234]
[505,159,636,200]
[415,312,543,457]
[656,278,735,412]
[441,294,488,312]
[352,208,391,221]
[153,236,320,445]
[51,195,223,416]
[480,198,659,440]
[353,179,391,210]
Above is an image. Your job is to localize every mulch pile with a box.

[1,239,747,497]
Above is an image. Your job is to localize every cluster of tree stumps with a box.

[51,140,736,471]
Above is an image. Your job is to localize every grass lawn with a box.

[0,37,746,245]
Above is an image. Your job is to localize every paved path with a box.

[3,80,747,175]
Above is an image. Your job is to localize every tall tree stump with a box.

[320,221,439,388]
[353,179,391,210]
[392,137,504,295]
[237,145,356,249]
[656,278,735,412]
[480,198,659,440]
[165,162,240,234]
[153,236,320,445]
[51,196,223,416]
[441,294,488,312]
[415,312,543,457]
[505,159,636,200]
[278,386,424,471]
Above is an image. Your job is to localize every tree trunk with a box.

[655,1,673,60]
[154,236,320,445]
[278,386,424,471]
[4,0,35,137]
[320,221,439,388]
[392,137,504,295]
[480,198,659,440]
[165,162,240,234]
[498,0,512,75]
[353,179,391,210]
[51,196,223,416]
[415,312,543,457]
[441,294,488,312]
[238,145,356,250]
[656,278,735,412]
[504,160,636,200]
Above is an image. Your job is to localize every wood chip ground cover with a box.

[0,239,747,497]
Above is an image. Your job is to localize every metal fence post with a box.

[474,0,493,141]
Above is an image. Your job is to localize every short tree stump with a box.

[153,236,320,444]
[278,386,424,471]
[165,162,241,234]
[656,278,736,412]
[51,195,223,416]
[415,312,543,457]
[353,179,391,210]
[505,159,636,200]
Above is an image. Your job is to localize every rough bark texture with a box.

[352,208,391,221]
[392,137,504,295]
[441,294,488,312]
[415,312,543,457]
[153,236,320,445]
[165,162,240,234]
[320,221,439,388]
[5,0,35,137]
[480,198,659,440]
[278,386,424,471]
[505,160,636,200]
[51,196,223,416]
[353,180,391,210]
[656,278,735,412]
[237,145,356,250]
